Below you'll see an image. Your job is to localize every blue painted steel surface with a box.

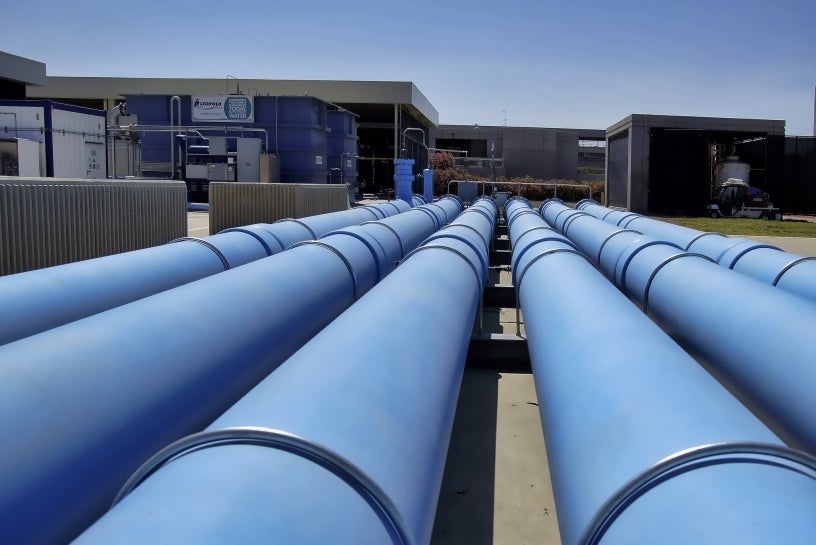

[422,168,433,203]
[0,198,461,544]
[540,198,816,455]
[509,198,816,545]
[72,199,494,545]
[412,194,426,206]
[577,200,816,304]
[0,203,407,346]
[394,158,415,204]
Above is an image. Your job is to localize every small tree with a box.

[430,152,454,170]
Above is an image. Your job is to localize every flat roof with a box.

[26,77,439,127]
[607,113,786,137]
[0,51,46,86]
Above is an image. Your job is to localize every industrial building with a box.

[5,50,816,214]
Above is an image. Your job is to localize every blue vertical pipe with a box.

[0,202,408,346]
[576,200,816,304]
[394,158,415,204]
[423,168,433,203]
[509,199,816,545]
[72,201,496,545]
[0,198,461,545]
[540,199,816,455]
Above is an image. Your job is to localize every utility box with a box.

[260,153,281,183]
[236,137,261,182]
[207,163,235,181]
[208,137,228,156]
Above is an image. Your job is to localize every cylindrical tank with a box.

[422,168,434,203]
[715,155,751,185]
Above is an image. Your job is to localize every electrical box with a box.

[236,137,262,182]
[186,164,208,179]
[207,163,235,181]
[208,137,228,156]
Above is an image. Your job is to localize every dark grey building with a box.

[606,114,786,214]
[430,124,606,182]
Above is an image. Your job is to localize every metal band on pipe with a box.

[324,231,385,283]
[288,241,360,301]
[595,229,641,267]
[579,442,816,545]
[683,231,726,251]
[515,247,592,290]
[510,225,558,251]
[617,214,642,228]
[722,244,782,270]
[360,221,405,258]
[511,236,581,286]
[403,207,440,230]
[384,202,403,215]
[113,426,415,545]
[601,209,617,222]
[169,237,231,270]
[640,252,715,314]
[552,207,576,230]
[438,223,490,249]
[561,212,590,238]
[362,205,387,220]
[420,233,490,281]
[400,244,483,290]
[273,218,317,239]
[467,204,497,227]
[425,202,450,223]
[218,227,280,256]
[772,256,816,287]
[616,240,682,288]
[507,209,540,230]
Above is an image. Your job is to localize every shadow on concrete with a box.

[430,369,499,545]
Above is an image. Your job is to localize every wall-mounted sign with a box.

[192,95,254,123]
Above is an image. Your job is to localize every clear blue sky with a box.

[3,0,814,135]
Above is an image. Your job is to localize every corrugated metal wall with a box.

[1,178,187,276]
[209,182,350,234]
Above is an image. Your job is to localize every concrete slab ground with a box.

[747,236,816,257]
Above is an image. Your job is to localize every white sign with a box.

[192,95,254,122]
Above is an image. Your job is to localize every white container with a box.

[716,155,751,186]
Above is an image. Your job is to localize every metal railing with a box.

[447,179,593,200]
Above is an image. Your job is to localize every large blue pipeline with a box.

[0,197,460,544]
[0,200,411,346]
[508,197,816,545]
[541,198,816,455]
[72,197,497,545]
[576,199,816,304]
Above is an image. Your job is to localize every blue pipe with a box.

[72,200,496,545]
[394,158,415,204]
[0,202,406,346]
[540,198,816,455]
[509,198,816,545]
[576,200,816,304]
[422,168,434,204]
[0,197,461,544]
[412,194,426,206]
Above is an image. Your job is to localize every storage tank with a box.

[715,155,751,185]
[327,109,358,201]
[254,96,330,184]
